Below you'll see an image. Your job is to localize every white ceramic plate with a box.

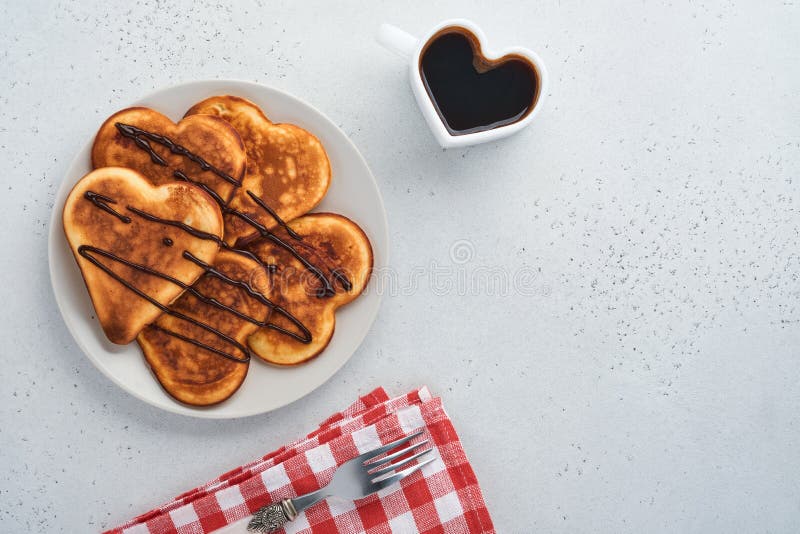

[48,80,387,418]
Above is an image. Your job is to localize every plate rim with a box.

[48,78,388,419]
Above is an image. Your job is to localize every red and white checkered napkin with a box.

[107,387,495,534]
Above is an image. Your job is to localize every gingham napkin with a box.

[107,387,495,534]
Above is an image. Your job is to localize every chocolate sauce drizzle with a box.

[84,191,131,223]
[245,190,301,240]
[77,244,251,363]
[80,122,356,362]
[182,251,311,342]
[114,122,348,296]
[128,201,275,272]
[115,123,240,186]
[79,194,314,362]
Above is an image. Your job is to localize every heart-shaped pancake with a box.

[137,250,271,406]
[185,96,331,245]
[92,107,246,205]
[63,167,224,344]
[245,213,373,365]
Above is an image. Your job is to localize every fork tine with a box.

[370,455,436,491]
[363,439,430,466]
[361,430,424,462]
[368,448,433,477]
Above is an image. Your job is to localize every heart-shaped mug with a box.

[378,19,548,149]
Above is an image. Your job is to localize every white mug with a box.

[377,19,548,149]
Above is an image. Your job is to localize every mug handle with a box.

[377,24,418,58]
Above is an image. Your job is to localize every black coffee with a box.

[419,28,540,136]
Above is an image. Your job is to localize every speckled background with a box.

[1,1,799,532]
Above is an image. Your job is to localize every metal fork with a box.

[247,430,434,533]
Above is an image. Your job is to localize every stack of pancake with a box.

[62,96,373,406]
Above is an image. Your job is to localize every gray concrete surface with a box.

[1,1,799,532]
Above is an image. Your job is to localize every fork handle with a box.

[246,500,296,533]
[247,490,325,533]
